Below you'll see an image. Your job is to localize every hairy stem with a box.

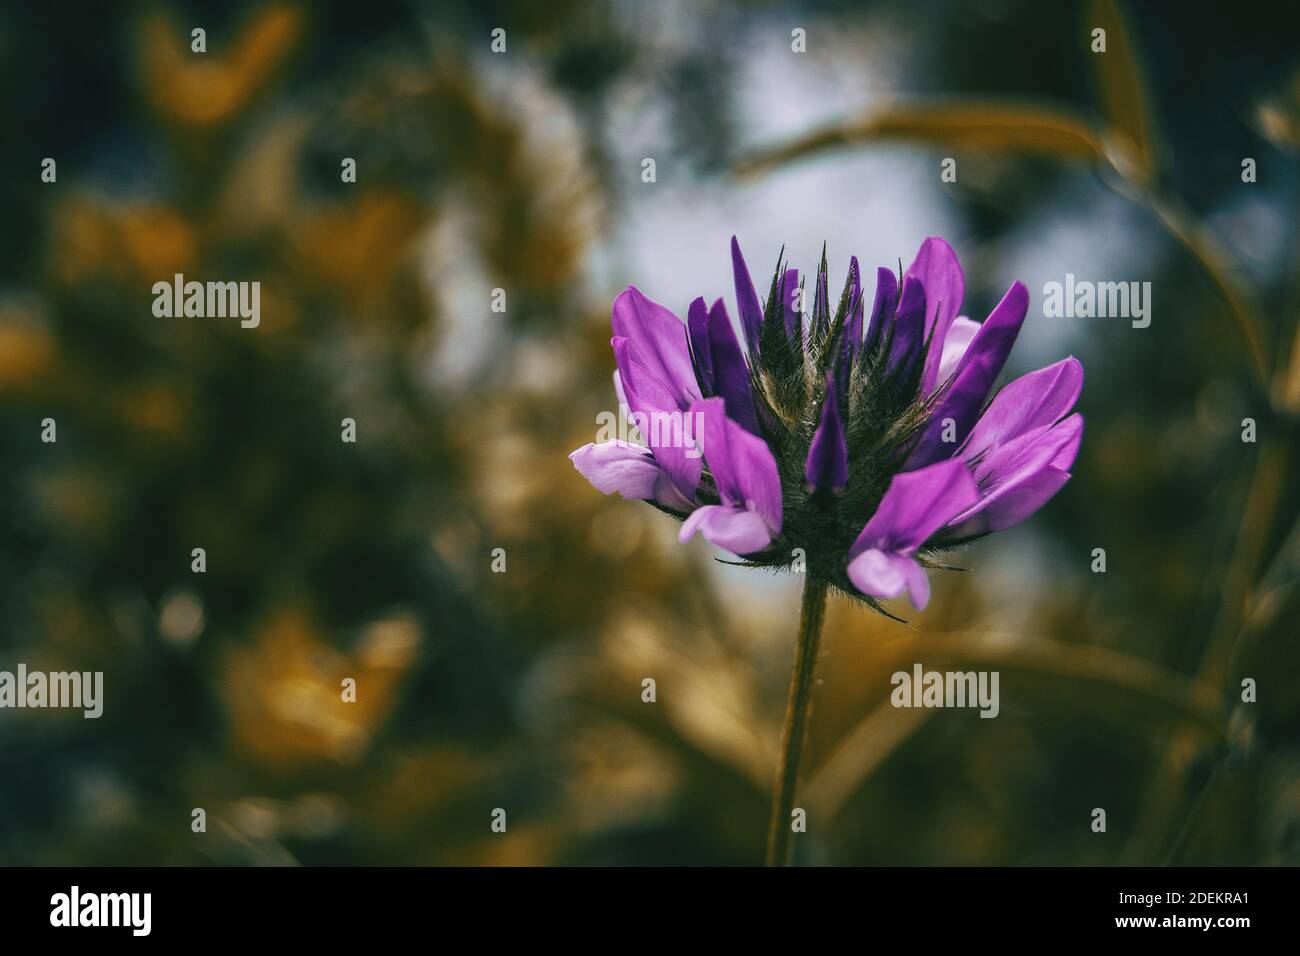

[765,576,829,866]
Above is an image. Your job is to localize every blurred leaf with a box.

[806,631,1225,821]
[806,704,931,822]
[578,679,770,797]
[1140,192,1271,388]
[736,103,1104,177]
[737,92,1270,387]
[1278,313,1300,413]
[138,4,303,129]
[1198,439,1290,686]
[1089,0,1155,180]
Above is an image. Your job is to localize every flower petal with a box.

[1050,412,1083,471]
[614,337,702,500]
[686,297,714,394]
[961,356,1083,460]
[692,397,782,534]
[936,316,979,387]
[886,275,927,371]
[846,549,932,610]
[731,236,765,356]
[702,298,759,434]
[841,256,865,359]
[678,504,774,554]
[906,281,1028,468]
[863,267,898,352]
[905,237,965,394]
[611,286,700,410]
[950,414,1083,536]
[806,371,848,491]
[569,441,694,511]
[850,458,979,556]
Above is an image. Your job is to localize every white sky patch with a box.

[998,180,1160,370]
[421,205,501,390]
[732,18,902,145]
[599,12,955,349]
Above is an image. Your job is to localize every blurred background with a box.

[0,0,1297,865]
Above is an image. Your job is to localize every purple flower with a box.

[570,236,1083,615]
[847,459,978,610]
[678,397,783,553]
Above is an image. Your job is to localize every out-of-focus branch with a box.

[734,103,1105,178]
[806,631,1225,822]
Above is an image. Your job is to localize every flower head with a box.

[571,236,1082,614]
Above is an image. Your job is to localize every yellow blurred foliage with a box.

[293,193,430,307]
[51,198,197,286]
[0,319,56,393]
[138,5,304,129]
[221,605,418,767]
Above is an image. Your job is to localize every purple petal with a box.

[887,275,927,370]
[841,256,864,358]
[731,236,764,356]
[906,281,1029,468]
[1050,412,1083,470]
[950,414,1083,535]
[614,337,702,500]
[703,298,759,434]
[956,468,1070,538]
[570,440,658,498]
[850,458,979,556]
[611,286,701,410]
[847,549,932,610]
[904,237,965,394]
[863,267,898,351]
[692,397,782,534]
[805,371,848,491]
[679,504,774,554]
[961,356,1083,460]
[936,316,979,387]
[570,441,695,512]
[974,417,1079,491]
[686,297,714,394]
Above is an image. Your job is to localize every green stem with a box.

[765,576,829,866]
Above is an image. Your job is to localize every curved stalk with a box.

[765,576,828,866]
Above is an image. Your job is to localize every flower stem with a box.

[765,575,828,866]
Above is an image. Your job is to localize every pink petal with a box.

[569,441,694,511]
[905,237,965,394]
[731,236,765,354]
[951,414,1083,534]
[962,357,1083,459]
[847,548,932,610]
[692,397,783,534]
[906,282,1028,468]
[678,504,774,554]
[935,316,979,387]
[1050,412,1084,471]
[851,459,979,556]
[950,467,1071,537]
[615,337,703,500]
[611,286,701,410]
